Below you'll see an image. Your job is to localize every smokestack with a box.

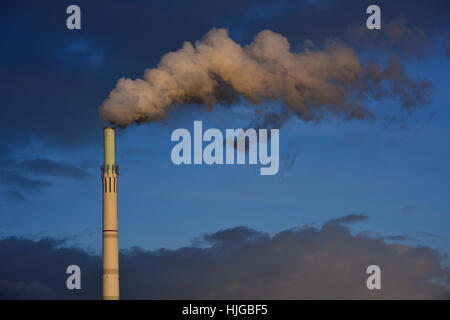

[101,127,119,300]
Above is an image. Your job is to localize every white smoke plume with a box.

[100,28,429,127]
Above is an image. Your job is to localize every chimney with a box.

[102,127,120,300]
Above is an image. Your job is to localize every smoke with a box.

[100,28,429,127]
[347,17,429,57]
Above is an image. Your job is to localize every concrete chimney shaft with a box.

[102,127,119,300]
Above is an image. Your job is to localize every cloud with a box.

[0,158,91,201]
[0,237,100,299]
[383,235,408,241]
[1,221,449,299]
[326,213,369,225]
[0,171,51,192]
[380,231,444,244]
[20,159,91,180]
[201,226,264,245]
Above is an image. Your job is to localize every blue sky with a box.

[2,54,449,254]
[0,0,450,299]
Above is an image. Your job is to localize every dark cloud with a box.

[20,159,91,180]
[383,235,408,241]
[379,231,444,244]
[326,213,369,225]
[0,158,91,201]
[0,237,100,299]
[0,171,51,192]
[417,231,443,239]
[201,226,265,245]
[1,222,449,299]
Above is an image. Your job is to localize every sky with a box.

[0,0,450,299]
